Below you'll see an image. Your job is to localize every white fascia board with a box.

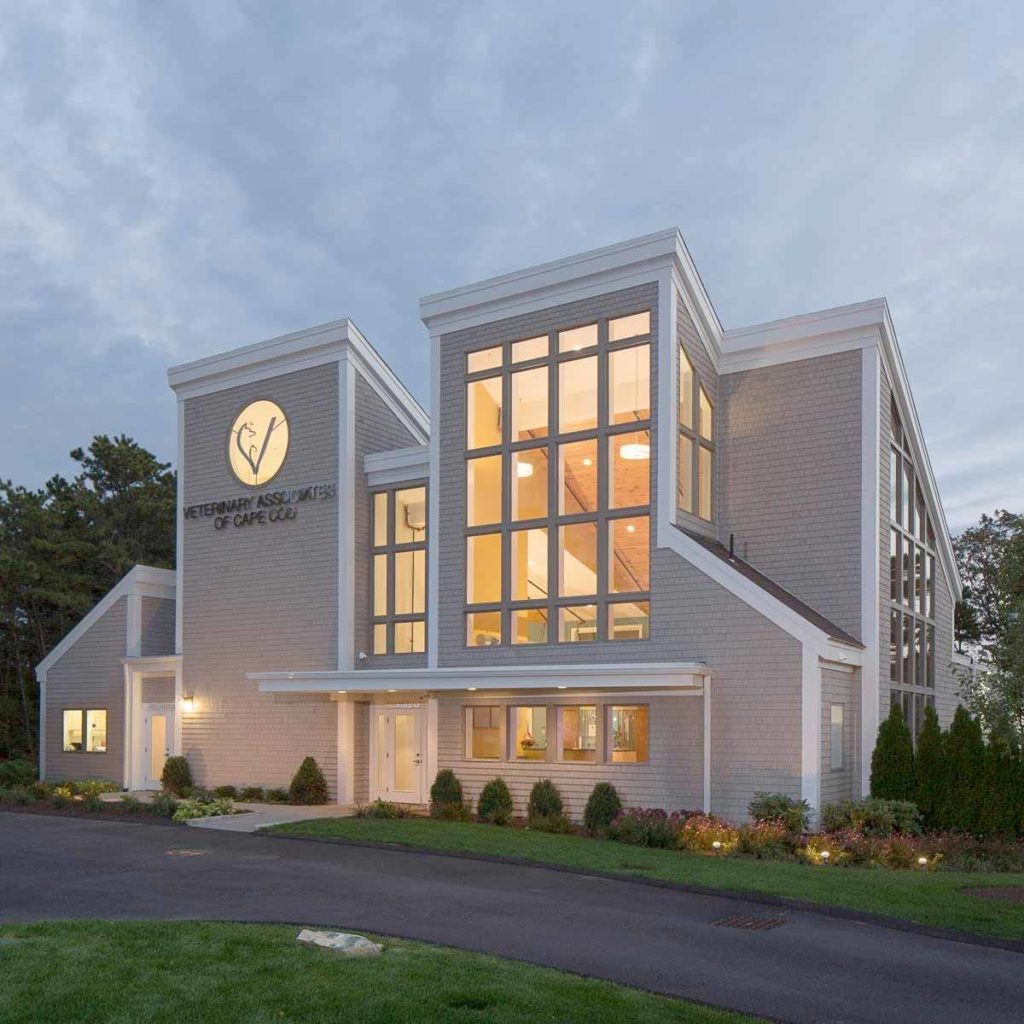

[167,318,429,444]
[719,298,962,602]
[250,661,709,695]
[419,228,723,363]
[36,565,174,677]
[121,655,181,670]
[364,445,430,487]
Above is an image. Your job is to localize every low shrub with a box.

[149,792,179,819]
[289,756,329,805]
[527,779,565,830]
[265,788,289,804]
[608,808,683,848]
[213,785,238,800]
[739,820,793,860]
[0,758,37,788]
[161,756,193,796]
[120,795,144,814]
[430,769,468,820]
[74,779,119,799]
[820,798,922,837]
[677,814,740,855]
[238,786,265,802]
[171,798,234,823]
[83,794,106,812]
[30,781,53,800]
[354,799,411,819]
[5,785,36,806]
[748,792,810,832]
[799,833,851,866]
[477,778,514,825]
[583,782,623,834]
[51,784,74,809]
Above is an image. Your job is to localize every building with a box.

[36,229,964,823]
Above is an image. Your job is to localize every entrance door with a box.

[142,702,175,790]
[372,705,425,803]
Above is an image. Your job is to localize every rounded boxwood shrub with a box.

[149,792,179,819]
[160,755,193,796]
[289,756,329,805]
[527,779,566,830]
[748,792,810,832]
[213,785,238,800]
[477,777,514,825]
[430,769,464,812]
[583,782,622,833]
[0,758,37,788]
[238,786,264,802]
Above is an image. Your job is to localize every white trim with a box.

[37,678,46,780]
[122,656,181,790]
[36,566,175,676]
[167,318,429,444]
[364,445,430,487]
[801,645,822,817]
[426,697,439,789]
[702,675,711,813]
[175,398,184,655]
[656,269,676,547]
[427,335,441,669]
[420,228,722,361]
[338,353,357,671]
[860,346,882,796]
[251,661,708,695]
[336,700,355,804]
[126,594,142,659]
[720,328,878,375]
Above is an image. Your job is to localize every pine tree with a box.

[942,707,986,833]
[870,704,916,801]
[977,735,1019,838]
[914,704,945,829]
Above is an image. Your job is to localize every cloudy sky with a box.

[1,1,1021,531]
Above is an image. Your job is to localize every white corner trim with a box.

[364,445,430,487]
[38,678,46,780]
[336,700,355,804]
[126,593,142,659]
[338,353,357,671]
[36,566,176,677]
[659,527,833,650]
[655,269,677,540]
[860,346,882,797]
[427,335,441,669]
[801,645,822,816]
[702,675,711,813]
[175,398,184,656]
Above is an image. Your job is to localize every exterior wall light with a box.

[181,694,196,714]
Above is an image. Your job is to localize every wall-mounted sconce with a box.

[181,693,196,713]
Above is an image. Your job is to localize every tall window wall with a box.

[677,345,714,521]
[464,311,652,647]
[371,485,427,654]
[888,399,935,740]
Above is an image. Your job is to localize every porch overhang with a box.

[249,661,709,697]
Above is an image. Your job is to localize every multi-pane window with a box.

[888,400,937,741]
[462,701,650,764]
[62,709,107,753]
[371,485,427,655]
[464,311,652,647]
[677,346,714,521]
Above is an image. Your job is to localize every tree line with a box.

[0,436,175,759]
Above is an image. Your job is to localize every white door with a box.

[372,706,425,803]
[142,702,175,790]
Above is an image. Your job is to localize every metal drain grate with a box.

[713,914,786,931]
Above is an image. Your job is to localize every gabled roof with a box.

[36,565,176,678]
[677,527,863,648]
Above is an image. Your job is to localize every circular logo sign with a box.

[228,400,289,486]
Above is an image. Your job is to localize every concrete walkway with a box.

[186,802,353,832]
[2,811,1021,1024]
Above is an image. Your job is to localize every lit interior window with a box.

[466,610,501,647]
[511,527,548,601]
[611,705,649,762]
[395,487,427,543]
[62,709,83,752]
[373,555,387,616]
[558,323,597,353]
[467,346,502,374]
[677,434,694,513]
[558,356,597,434]
[512,607,549,645]
[467,706,501,758]
[512,335,548,363]
[514,706,548,758]
[558,605,598,642]
[86,710,107,753]
[559,522,598,598]
[609,343,650,425]
[373,493,388,546]
[678,348,694,429]
[560,705,597,761]
[609,430,650,509]
[466,533,502,604]
[511,366,548,441]
[608,311,650,342]
[394,620,425,654]
[609,516,650,594]
[609,600,650,640]
[467,454,503,526]
[467,377,503,449]
[511,448,548,521]
[394,550,426,615]
[558,439,597,515]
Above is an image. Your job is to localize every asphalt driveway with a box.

[1,811,1020,1024]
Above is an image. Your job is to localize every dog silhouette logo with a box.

[227,400,289,485]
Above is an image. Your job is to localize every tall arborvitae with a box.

[942,706,986,834]
[914,704,946,829]
[870,704,916,802]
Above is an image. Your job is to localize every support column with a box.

[702,676,711,813]
[336,699,355,805]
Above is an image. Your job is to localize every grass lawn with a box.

[0,921,757,1024]
[269,817,1024,941]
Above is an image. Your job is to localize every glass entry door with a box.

[373,705,425,804]
[142,702,175,790]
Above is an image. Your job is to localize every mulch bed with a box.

[962,886,1024,903]
[0,802,177,826]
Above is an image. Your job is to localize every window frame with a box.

[677,345,714,522]
[462,311,653,647]
[370,483,428,656]
[62,707,108,754]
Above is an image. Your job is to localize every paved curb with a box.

[261,830,1024,955]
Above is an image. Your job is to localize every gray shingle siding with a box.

[820,668,859,808]
[140,596,175,656]
[44,597,127,786]
[180,362,340,796]
[719,350,863,640]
